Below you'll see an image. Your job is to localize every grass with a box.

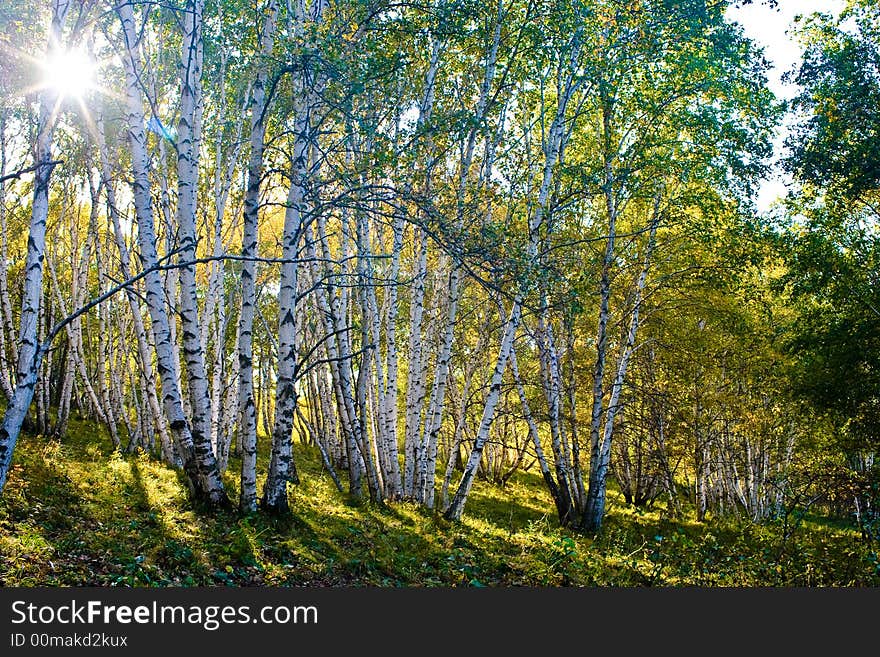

[1,415,878,587]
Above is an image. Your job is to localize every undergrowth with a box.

[1,416,877,587]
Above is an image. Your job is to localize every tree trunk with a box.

[95,112,176,465]
[116,0,227,505]
[175,0,225,488]
[263,0,333,510]
[443,33,581,519]
[510,345,569,523]
[0,0,71,494]
[238,0,278,513]
[0,111,16,401]
[583,197,660,532]
[444,302,522,520]
[261,113,307,512]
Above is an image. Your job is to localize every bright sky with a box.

[725,0,845,212]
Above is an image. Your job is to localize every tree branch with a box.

[0,160,64,183]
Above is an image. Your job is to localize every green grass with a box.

[1,416,878,587]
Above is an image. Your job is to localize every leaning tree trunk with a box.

[582,196,660,533]
[511,344,573,524]
[417,7,502,508]
[444,302,522,521]
[0,0,71,494]
[443,36,582,520]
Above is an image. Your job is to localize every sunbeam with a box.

[39,47,96,101]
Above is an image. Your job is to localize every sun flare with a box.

[40,48,95,100]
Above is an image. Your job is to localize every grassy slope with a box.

[1,416,877,587]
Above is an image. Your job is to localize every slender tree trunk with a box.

[175,0,224,486]
[381,208,404,498]
[509,345,568,521]
[444,302,522,520]
[354,171,390,497]
[95,113,176,465]
[261,115,306,512]
[264,0,331,510]
[116,0,227,505]
[305,221,366,498]
[582,198,660,532]
[0,0,71,494]
[0,111,15,401]
[403,228,428,498]
[204,47,248,461]
[35,301,50,436]
[443,35,581,519]
[91,206,125,449]
[535,310,579,523]
[417,9,504,506]
[238,0,279,512]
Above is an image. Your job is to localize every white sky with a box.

[724,0,845,212]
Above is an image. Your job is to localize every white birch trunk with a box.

[238,0,279,512]
[381,209,404,497]
[94,243,121,450]
[204,56,248,460]
[263,0,330,511]
[512,340,576,523]
[95,113,176,465]
[262,124,306,512]
[0,0,71,493]
[583,198,660,532]
[116,0,227,504]
[443,36,581,519]
[354,181,392,497]
[402,228,428,497]
[175,0,218,464]
[0,111,15,401]
[305,221,367,497]
[444,302,522,520]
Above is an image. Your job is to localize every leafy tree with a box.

[783,0,880,539]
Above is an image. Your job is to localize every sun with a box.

[40,48,95,100]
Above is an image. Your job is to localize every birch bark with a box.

[116,0,227,504]
[509,345,567,517]
[263,0,329,511]
[0,0,71,493]
[582,197,661,532]
[417,12,501,507]
[402,229,428,497]
[443,35,582,519]
[95,112,175,465]
[239,0,279,512]
[175,0,221,475]
[0,112,14,401]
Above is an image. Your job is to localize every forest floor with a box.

[1,416,878,587]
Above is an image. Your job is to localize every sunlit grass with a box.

[0,414,877,587]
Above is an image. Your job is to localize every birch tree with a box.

[263,0,329,512]
[239,0,280,513]
[116,0,228,505]
[444,21,585,521]
[0,0,72,493]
